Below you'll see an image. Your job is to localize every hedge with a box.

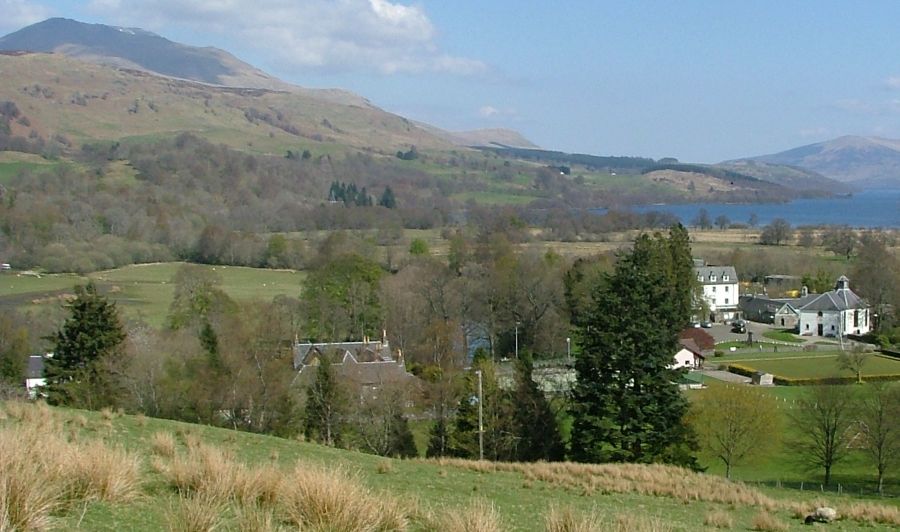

[725,364,900,386]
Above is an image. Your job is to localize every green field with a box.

[763,330,805,343]
[3,401,898,531]
[0,263,304,327]
[726,353,900,380]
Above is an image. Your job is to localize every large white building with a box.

[798,276,871,337]
[694,265,740,322]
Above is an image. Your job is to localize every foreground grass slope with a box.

[2,401,898,531]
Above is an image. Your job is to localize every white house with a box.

[798,276,871,337]
[25,355,46,398]
[694,265,740,321]
[671,338,705,369]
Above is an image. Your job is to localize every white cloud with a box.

[886,76,900,90]
[0,0,53,34]
[86,0,486,76]
[478,105,516,118]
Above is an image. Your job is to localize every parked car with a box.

[731,320,746,333]
[700,321,712,328]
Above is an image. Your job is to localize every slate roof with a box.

[26,355,44,379]
[694,266,738,285]
[293,340,393,370]
[798,276,867,312]
[292,339,417,389]
[678,328,715,352]
[678,338,706,358]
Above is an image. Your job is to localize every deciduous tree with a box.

[689,385,781,478]
[859,384,900,494]
[790,385,856,486]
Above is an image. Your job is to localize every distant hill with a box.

[714,160,852,196]
[735,135,900,189]
[414,124,538,149]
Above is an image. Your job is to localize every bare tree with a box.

[859,384,900,494]
[790,385,857,486]
[689,385,782,479]
[837,345,872,384]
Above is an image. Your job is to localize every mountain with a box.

[414,123,539,149]
[713,160,853,195]
[737,136,900,189]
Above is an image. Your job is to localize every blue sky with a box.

[3,0,900,162]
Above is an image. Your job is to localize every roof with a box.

[293,340,393,370]
[740,295,799,317]
[26,355,44,379]
[678,328,715,352]
[694,266,738,285]
[677,338,706,359]
[798,277,867,313]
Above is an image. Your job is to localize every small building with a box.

[739,294,801,329]
[292,336,418,400]
[672,338,706,369]
[798,276,871,337]
[25,355,46,398]
[751,371,774,386]
[694,265,740,322]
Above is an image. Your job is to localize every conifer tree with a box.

[569,225,698,467]
[509,353,565,461]
[448,354,514,460]
[44,282,126,409]
[304,360,347,446]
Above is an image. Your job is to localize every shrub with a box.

[545,505,602,532]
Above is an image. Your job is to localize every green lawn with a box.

[0,262,304,328]
[727,353,900,380]
[763,329,805,343]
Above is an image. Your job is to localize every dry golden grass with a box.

[65,439,142,502]
[544,505,602,532]
[151,431,177,458]
[614,513,672,532]
[751,511,788,531]
[841,502,900,526]
[234,504,277,532]
[703,509,734,528]
[424,458,776,509]
[279,462,409,532]
[376,460,393,474]
[99,407,115,421]
[166,493,224,532]
[0,430,62,531]
[433,499,502,532]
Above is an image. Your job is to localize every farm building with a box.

[797,276,871,337]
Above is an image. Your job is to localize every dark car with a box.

[731,320,747,333]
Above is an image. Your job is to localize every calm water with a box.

[627,189,900,228]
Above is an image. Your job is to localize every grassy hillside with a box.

[2,400,899,531]
[0,262,303,327]
[0,53,451,156]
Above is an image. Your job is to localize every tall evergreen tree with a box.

[44,283,126,409]
[379,186,397,209]
[509,353,565,461]
[304,360,347,446]
[448,354,515,460]
[569,225,698,467]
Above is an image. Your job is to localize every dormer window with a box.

[697,274,702,282]
[723,275,729,281]
[710,275,717,282]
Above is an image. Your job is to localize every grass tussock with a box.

[424,458,776,509]
[234,504,277,532]
[151,431,177,458]
[427,499,502,532]
[841,502,900,526]
[751,511,788,532]
[0,430,62,531]
[279,462,409,532]
[544,505,602,532]
[703,509,734,528]
[376,460,393,474]
[66,439,142,502]
[166,493,224,532]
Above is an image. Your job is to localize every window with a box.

[710,275,717,282]
[712,286,716,292]
[725,298,729,305]
[723,275,729,281]
[854,310,859,327]
[805,324,809,330]
[725,286,729,292]
[697,274,703,282]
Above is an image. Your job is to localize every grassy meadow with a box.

[0,263,304,327]
[2,400,899,531]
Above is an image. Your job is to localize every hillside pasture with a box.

[2,400,899,531]
[0,262,303,327]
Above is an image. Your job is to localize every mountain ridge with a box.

[733,135,900,189]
